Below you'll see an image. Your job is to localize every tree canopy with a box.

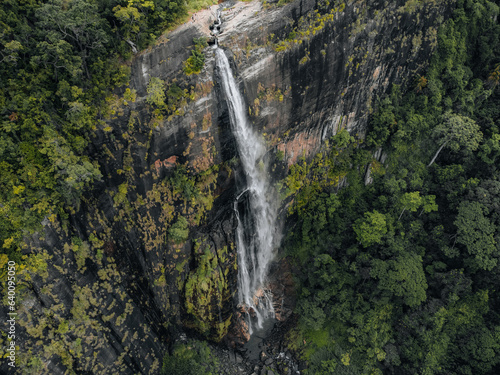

[283,1,500,373]
[0,0,189,260]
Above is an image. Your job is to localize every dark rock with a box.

[6,0,454,373]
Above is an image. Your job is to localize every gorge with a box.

[2,0,500,374]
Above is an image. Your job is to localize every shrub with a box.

[168,216,189,244]
[160,340,217,375]
[183,38,208,75]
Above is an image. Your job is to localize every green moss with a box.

[56,320,69,335]
[299,50,311,65]
[272,2,345,52]
[113,183,128,206]
[183,245,232,341]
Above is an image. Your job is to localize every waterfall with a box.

[215,47,278,334]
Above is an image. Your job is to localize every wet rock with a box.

[207,344,253,374]
[227,310,251,344]
[8,0,455,372]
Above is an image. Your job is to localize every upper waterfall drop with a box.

[215,47,279,333]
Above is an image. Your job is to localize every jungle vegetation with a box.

[0,0,213,262]
[283,0,500,373]
[1,0,500,374]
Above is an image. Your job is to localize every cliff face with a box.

[217,0,452,164]
[2,0,453,373]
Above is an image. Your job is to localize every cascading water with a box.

[214,34,278,334]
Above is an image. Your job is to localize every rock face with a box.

[1,0,453,373]
[215,0,452,164]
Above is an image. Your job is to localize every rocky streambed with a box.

[173,313,303,375]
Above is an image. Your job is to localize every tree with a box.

[398,191,423,219]
[353,210,387,248]
[371,252,428,307]
[113,0,152,51]
[348,304,394,367]
[454,201,497,271]
[455,326,500,374]
[0,40,22,64]
[39,127,103,203]
[297,298,327,330]
[146,76,166,107]
[33,39,83,81]
[428,112,483,166]
[161,340,217,375]
[478,133,500,165]
[398,191,438,219]
[467,179,500,221]
[36,0,109,79]
[183,38,208,75]
[168,215,189,244]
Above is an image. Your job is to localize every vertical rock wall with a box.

[1,0,454,373]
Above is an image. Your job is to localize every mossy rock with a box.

[183,244,232,341]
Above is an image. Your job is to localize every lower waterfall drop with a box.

[215,47,279,335]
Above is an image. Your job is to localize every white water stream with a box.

[215,47,278,333]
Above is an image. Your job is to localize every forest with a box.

[1,0,500,374]
[280,0,500,373]
[0,0,196,261]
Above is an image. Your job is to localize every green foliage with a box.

[112,0,187,54]
[366,90,399,148]
[183,244,231,341]
[0,0,192,260]
[183,38,207,75]
[284,1,500,373]
[279,129,357,209]
[429,112,483,165]
[276,0,294,6]
[161,339,218,375]
[171,165,198,200]
[147,81,195,121]
[113,183,129,206]
[272,1,345,51]
[276,149,285,161]
[455,201,497,271]
[168,216,189,244]
[435,112,483,152]
[399,191,423,212]
[371,252,428,307]
[168,164,217,224]
[353,210,387,247]
[146,76,166,107]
